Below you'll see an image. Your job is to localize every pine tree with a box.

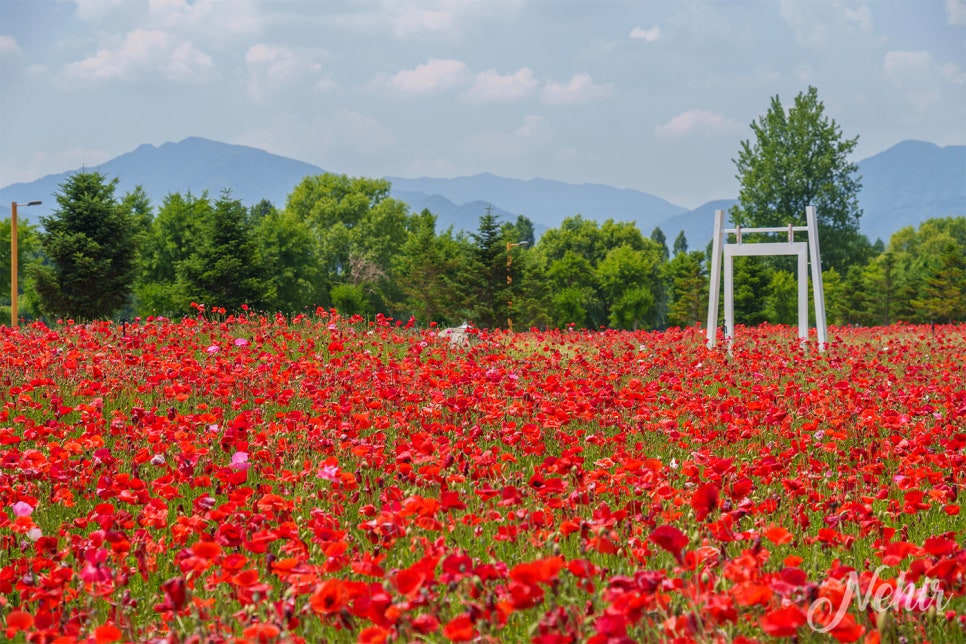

[179,190,270,312]
[913,243,966,323]
[467,206,507,328]
[31,171,139,320]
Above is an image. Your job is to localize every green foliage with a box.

[22,164,958,330]
[732,86,867,272]
[731,257,770,326]
[538,215,605,266]
[912,242,966,323]
[665,250,707,328]
[178,190,271,311]
[546,251,596,328]
[0,217,43,320]
[256,208,327,314]
[394,210,463,325]
[506,214,536,247]
[824,217,966,325]
[763,270,798,325]
[466,207,508,328]
[135,191,210,315]
[551,288,590,328]
[122,185,154,241]
[286,173,411,314]
[329,283,369,316]
[596,243,663,329]
[31,171,140,320]
[672,231,688,256]
[511,248,552,330]
[650,226,669,261]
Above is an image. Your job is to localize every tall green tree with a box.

[537,215,605,266]
[650,227,669,261]
[732,86,868,272]
[256,208,326,314]
[394,209,462,324]
[672,231,688,256]
[506,215,536,248]
[731,257,772,327]
[665,249,707,328]
[466,206,507,328]
[913,242,966,323]
[285,174,411,314]
[596,242,663,329]
[122,185,154,241]
[511,246,552,330]
[135,191,210,315]
[31,171,140,320]
[179,190,270,311]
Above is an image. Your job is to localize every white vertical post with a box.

[797,247,808,343]
[706,209,725,349]
[723,248,735,345]
[806,206,828,351]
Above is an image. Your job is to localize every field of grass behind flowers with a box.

[1,312,964,643]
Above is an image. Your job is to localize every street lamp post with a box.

[506,240,529,332]
[10,200,41,326]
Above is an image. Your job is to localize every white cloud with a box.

[148,0,259,38]
[542,73,613,105]
[388,6,456,36]
[654,109,737,139]
[843,5,873,32]
[385,58,470,93]
[941,62,966,84]
[381,0,524,38]
[245,44,333,100]
[883,50,961,112]
[463,68,538,103]
[948,0,966,26]
[60,29,214,85]
[883,50,932,77]
[463,115,554,159]
[779,0,831,47]
[0,36,21,57]
[68,0,123,22]
[629,26,661,43]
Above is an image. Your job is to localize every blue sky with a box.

[1,0,964,208]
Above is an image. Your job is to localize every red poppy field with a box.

[1,313,964,643]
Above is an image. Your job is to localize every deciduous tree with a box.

[732,86,868,272]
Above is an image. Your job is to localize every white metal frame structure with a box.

[706,206,828,351]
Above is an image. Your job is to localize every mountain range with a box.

[2,136,963,248]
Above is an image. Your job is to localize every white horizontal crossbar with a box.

[724,226,809,234]
[723,241,808,257]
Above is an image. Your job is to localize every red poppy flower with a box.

[310,579,351,615]
[691,482,719,521]
[650,525,688,564]
[759,605,806,637]
[443,613,475,642]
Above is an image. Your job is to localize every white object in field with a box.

[439,322,472,346]
[706,206,828,351]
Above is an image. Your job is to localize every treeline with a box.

[2,170,965,327]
